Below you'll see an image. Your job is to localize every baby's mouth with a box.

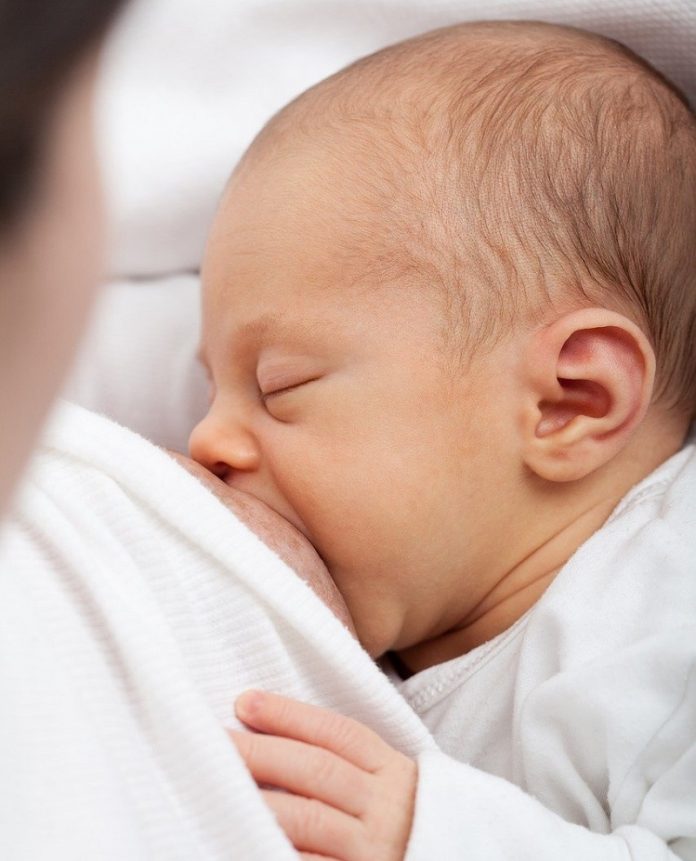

[262,502,333,571]
[213,488,352,632]
[174,455,342,600]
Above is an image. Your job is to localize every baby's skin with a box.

[188,20,694,861]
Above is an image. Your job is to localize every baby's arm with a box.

[231,691,694,861]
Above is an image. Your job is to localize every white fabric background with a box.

[65,0,696,448]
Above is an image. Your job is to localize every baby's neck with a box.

[395,418,687,676]
[394,497,617,675]
[399,499,618,673]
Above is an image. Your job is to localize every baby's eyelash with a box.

[262,384,297,400]
[260,376,321,400]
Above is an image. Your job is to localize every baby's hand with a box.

[230,690,417,861]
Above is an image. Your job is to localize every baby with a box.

[190,20,696,861]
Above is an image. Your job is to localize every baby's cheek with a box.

[268,419,421,564]
[317,489,410,574]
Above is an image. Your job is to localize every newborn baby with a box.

[191,20,696,861]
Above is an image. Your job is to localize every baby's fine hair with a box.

[253,21,696,418]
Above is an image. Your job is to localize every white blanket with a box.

[0,402,433,860]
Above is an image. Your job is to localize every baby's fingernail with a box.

[236,690,265,719]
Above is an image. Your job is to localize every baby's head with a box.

[191,22,696,660]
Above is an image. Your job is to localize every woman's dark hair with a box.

[0,0,126,229]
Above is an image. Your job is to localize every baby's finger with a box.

[261,789,365,861]
[229,730,368,816]
[235,690,390,772]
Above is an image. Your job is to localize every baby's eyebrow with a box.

[236,314,329,347]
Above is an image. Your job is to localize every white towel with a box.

[0,402,434,860]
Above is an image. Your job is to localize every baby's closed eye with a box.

[256,355,325,399]
[260,376,323,422]
[256,359,326,420]
[260,376,321,399]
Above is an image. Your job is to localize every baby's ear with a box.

[520,308,656,482]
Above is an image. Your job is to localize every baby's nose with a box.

[188,414,261,481]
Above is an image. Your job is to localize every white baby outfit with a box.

[397,440,696,860]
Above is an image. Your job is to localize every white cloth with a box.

[0,402,434,860]
[395,443,696,860]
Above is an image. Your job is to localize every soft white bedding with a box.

[64,274,207,452]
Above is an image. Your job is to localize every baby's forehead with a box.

[215,132,423,293]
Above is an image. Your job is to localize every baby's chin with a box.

[167,452,356,635]
[323,567,396,660]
